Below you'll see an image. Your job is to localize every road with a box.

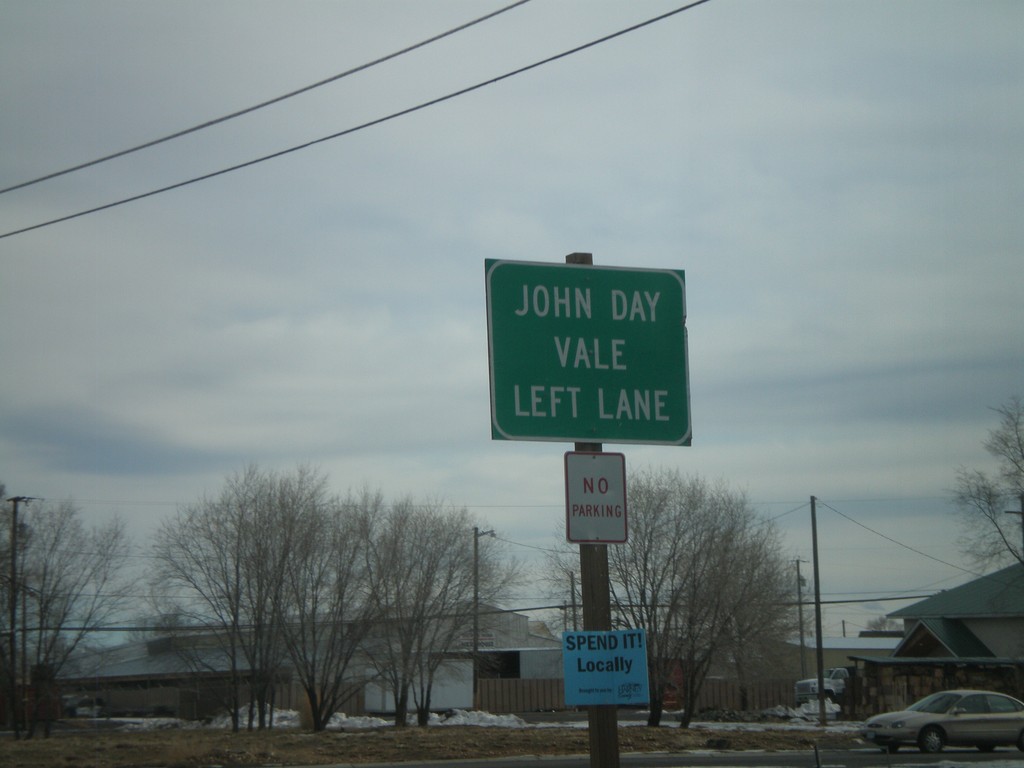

[351,748,1024,768]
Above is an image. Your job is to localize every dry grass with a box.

[0,724,862,768]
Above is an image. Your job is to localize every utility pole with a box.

[569,571,579,632]
[1006,493,1024,565]
[794,559,807,678]
[810,495,826,727]
[570,248,619,768]
[472,526,494,708]
[7,496,35,740]
[577,448,618,768]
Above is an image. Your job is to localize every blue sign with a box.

[562,629,649,706]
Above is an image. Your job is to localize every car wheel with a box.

[1017,729,1024,752]
[918,726,945,754]
[885,743,899,754]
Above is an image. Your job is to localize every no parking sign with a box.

[564,451,627,543]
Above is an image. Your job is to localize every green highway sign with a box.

[485,259,690,445]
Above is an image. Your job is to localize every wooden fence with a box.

[479,678,565,713]
[479,677,797,715]
[695,678,794,712]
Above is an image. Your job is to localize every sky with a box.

[1,0,1022,640]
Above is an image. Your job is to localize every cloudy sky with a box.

[2,0,1021,637]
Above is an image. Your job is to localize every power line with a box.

[0,0,534,197]
[816,499,981,579]
[64,493,960,512]
[768,501,808,521]
[34,601,572,634]
[493,534,563,555]
[806,594,934,606]
[0,0,713,241]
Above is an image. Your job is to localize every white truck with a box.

[794,667,850,704]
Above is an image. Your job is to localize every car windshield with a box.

[908,692,961,714]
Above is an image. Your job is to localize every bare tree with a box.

[151,465,306,730]
[276,488,379,731]
[236,467,315,730]
[1,497,131,737]
[602,469,688,727]
[605,469,794,728]
[865,615,901,632]
[361,498,511,727]
[954,396,1024,568]
[152,480,247,730]
[715,529,796,710]
[0,482,12,734]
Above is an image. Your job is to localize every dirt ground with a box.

[0,723,863,768]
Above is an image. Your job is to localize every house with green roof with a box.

[850,564,1024,715]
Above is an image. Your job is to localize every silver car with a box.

[862,689,1024,753]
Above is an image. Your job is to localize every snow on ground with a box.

[433,710,527,727]
[119,707,855,733]
[201,708,526,730]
